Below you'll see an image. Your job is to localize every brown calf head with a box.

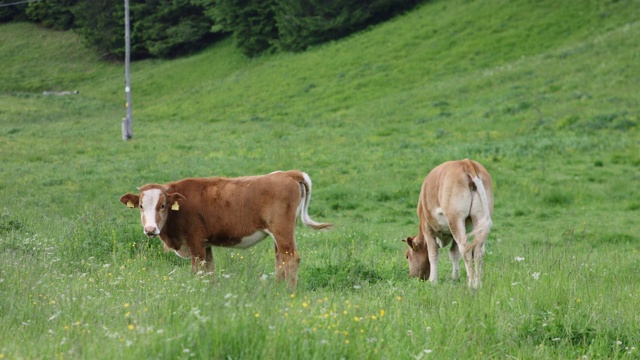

[403,235,430,280]
[119,184,186,238]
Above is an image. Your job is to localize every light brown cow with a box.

[119,170,331,288]
[403,159,493,289]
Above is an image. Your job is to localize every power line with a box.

[0,0,40,7]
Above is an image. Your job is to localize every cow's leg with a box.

[269,227,300,289]
[449,217,474,288]
[470,220,489,289]
[472,242,485,289]
[422,225,440,283]
[189,240,214,278]
[205,247,214,274]
[449,240,461,281]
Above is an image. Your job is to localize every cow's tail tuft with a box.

[298,172,332,230]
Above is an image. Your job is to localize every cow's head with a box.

[120,184,186,238]
[403,235,430,280]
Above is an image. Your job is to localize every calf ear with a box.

[120,193,139,208]
[167,192,186,211]
[403,236,416,250]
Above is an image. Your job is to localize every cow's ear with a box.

[120,193,139,208]
[168,192,186,211]
[403,236,416,250]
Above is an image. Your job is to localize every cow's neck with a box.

[160,223,183,251]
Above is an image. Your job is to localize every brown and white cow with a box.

[403,159,493,289]
[119,170,331,288]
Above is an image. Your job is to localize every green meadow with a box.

[1,0,639,358]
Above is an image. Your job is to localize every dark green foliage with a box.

[0,0,28,22]
[132,0,215,58]
[15,0,215,59]
[25,0,77,31]
[6,0,422,58]
[72,0,124,59]
[203,0,279,57]
[274,0,421,52]
[200,0,422,56]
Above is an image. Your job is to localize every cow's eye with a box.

[161,204,165,209]
[139,205,144,210]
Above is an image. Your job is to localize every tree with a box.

[72,0,125,59]
[71,0,216,59]
[25,0,77,31]
[0,0,29,22]
[275,0,421,52]
[201,0,278,57]
[133,0,215,58]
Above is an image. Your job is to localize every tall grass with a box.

[1,0,639,358]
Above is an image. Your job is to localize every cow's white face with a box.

[139,189,166,237]
[404,236,430,280]
[120,186,185,238]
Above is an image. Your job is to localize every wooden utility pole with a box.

[122,0,133,140]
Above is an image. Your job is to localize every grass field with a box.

[1,0,639,358]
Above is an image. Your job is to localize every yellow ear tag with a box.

[171,201,180,211]
[127,201,135,208]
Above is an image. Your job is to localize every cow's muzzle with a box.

[144,225,159,238]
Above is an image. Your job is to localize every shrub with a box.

[25,0,77,31]
[204,0,279,57]
[274,0,422,52]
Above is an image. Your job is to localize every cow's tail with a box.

[298,172,332,230]
[465,161,493,253]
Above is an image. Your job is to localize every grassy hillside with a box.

[1,0,639,358]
